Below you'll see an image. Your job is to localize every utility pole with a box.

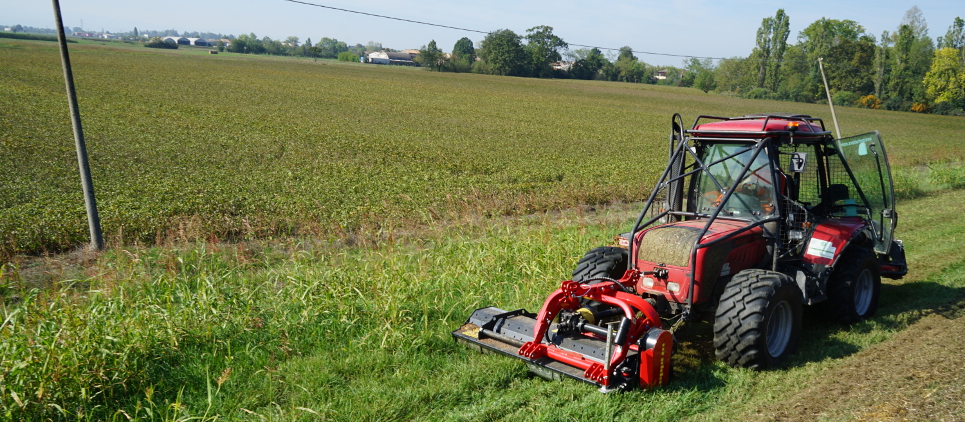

[52,0,105,250]
[818,58,842,139]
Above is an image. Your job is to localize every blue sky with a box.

[3,0,961,66]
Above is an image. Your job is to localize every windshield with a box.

[694,143,777,221]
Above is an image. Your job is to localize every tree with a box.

[618,46,636,62]
[446,37,476,72]
[873,31,891,99]
[12,24,22,33]
[767,10,790,91]
[694,64,717,93]
[895,6,936,104]
[570,47,607,80]
[285,36,299,48]
[682,58,716,92]
[937,17,965,67]
[477,29,526,76]
[262,36,283,55]
[714,57,758,96]
[605,46,647,83]
[217,40,224,52]
[888,24,916,107]
[900,6,929,38]
[752,15,774,88]
[923,48,965,105]
[453,37,475,60]
[825,35,876,95]
[416,40,443,70]
[133,27,138,38]
[525,25,568,78]
[799,18,868,101]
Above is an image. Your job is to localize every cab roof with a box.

[687,114,831,141]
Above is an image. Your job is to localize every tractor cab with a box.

[630,114,906,316]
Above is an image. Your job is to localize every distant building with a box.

[551,61,573,71]
[365,51,390,64]
[162,36,190,46]
[655,69,668,80]
[386,52,417,65]
[186,38,208,46]
[364,51,417,66]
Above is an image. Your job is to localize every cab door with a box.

[833,131,896,254]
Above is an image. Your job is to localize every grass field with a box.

[1,39,964,257]
[2,39,965,421]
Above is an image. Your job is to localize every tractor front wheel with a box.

[572,247,628,284]
[572,247,628,313]
[826,245,881,324]
[714,269,802,369]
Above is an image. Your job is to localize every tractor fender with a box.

[802,217,870,268]
[799,218,873,303]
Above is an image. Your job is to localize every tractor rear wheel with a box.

[826,245,881,324]
[714,269,802,369]
[572,247,628,284]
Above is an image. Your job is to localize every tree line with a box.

[417,7,965,116]
[223,33,382,60]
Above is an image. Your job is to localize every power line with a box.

[278,0,931,77]
[279,0,771,61]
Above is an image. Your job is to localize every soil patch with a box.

[760,306,965,421]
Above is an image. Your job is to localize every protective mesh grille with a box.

[778,145,820,206]
[778,193,816,257]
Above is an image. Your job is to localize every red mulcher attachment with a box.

[453,270,673,392]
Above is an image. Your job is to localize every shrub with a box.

[744,87,772,100]
[892,167,927,200]
[931,101,965,116]
[911,102,929,113]
[929,163,965,190]
[337,52,359,62]
[832,90,859,107]
[857,94,881,109]
[0,32,72,42]
[144,37,177,49]
[882,96,908,111]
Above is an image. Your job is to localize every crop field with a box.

[2,39,965,421]
[2,39,964,257]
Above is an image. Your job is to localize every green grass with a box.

[2,39,964,256]
[3,190,965,420]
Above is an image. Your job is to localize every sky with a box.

[2,0,962,66]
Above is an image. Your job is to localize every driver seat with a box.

[812,184,849,216]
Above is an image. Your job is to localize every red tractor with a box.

[453,114,907,391]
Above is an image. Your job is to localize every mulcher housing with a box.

[454,113,906,391]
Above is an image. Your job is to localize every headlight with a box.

[641,277,654,289]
